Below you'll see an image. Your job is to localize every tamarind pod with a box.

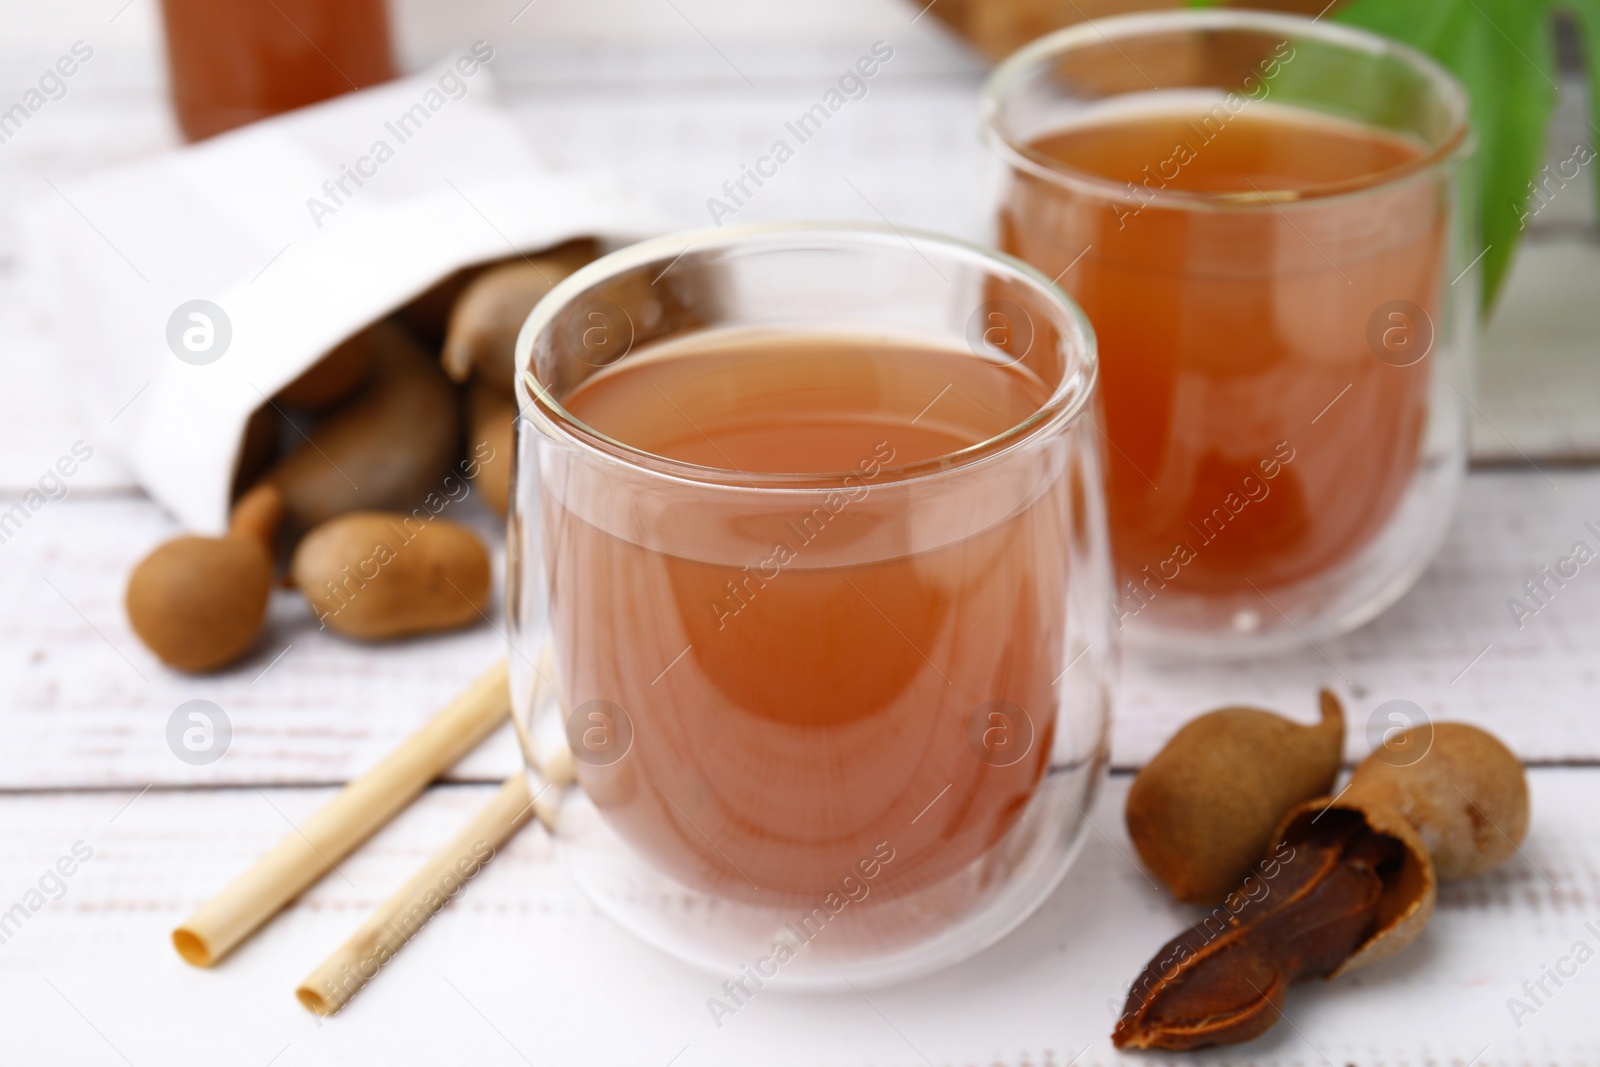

[1114,803,1425,1051]
[264,320,460,537]
[1126,690,1345,904]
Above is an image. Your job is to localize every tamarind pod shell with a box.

[1272,795,1436,978]
[1126,689,1345,904]
[1113,815,1390,1051]
[265,321,460,537]
[1345,722,1529,880]
[290,512,490,641]
[1114,798,1424,1050]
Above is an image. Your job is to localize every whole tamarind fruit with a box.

[125,482,285,673]
[441,240,599,395]
[467,384,515,517]
[274,328,376,410]
[264,320,460,537]
[289,511,490,640]
[1126,690,1345,904]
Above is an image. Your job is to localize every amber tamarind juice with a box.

[160,0,396,140]
[985,13,1475,650]
[542,329,1074,904]
[1005,100,1441,597]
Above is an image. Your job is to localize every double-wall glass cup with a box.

[506,224,1115,987]
[984,11,1476,653]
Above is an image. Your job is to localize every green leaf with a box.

[1334,0,1558,310]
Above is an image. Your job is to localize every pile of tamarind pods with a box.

[1114,691,1530,1051]
[125,240,598,673]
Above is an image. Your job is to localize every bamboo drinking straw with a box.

[172,659,513,967]
[296,652,573,1014]
[296,755,574,1014]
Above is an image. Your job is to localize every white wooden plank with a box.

[1120,466,1600,770]
[0,770,1593,1065]
[0,469,1593,792]
[0,489,524,790]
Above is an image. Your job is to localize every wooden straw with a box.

[172,660,513,967]
[296,660,575,1014]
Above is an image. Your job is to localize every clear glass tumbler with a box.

[506,223,1115,987]
[984,11,1476,654]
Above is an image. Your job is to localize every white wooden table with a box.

[2,2,1598,1063]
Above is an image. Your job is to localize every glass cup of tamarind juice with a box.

[507,224,1115,986]
[984,10,1475,653]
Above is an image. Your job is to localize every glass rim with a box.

[514,221,1099,493]
[980,9,1474,211]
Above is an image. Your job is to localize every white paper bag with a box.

[22,50,670,534]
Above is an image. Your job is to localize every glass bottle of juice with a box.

[159,0,396,141]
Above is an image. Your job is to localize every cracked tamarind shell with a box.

[1126,690,1345,904]
[1272,794,1437,977]
[1344,722,1529,880]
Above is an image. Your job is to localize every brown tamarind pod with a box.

[124,482,285,673]
[441,240,599,394]
[1126,690,1345,904]
[274,328,376,410]
[1345,721,1529,880]
[263,320,460,537]
[467,384,515,518]
[227,479,286,548]
[289,511,490,641]
[1113,795,1434,1051]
